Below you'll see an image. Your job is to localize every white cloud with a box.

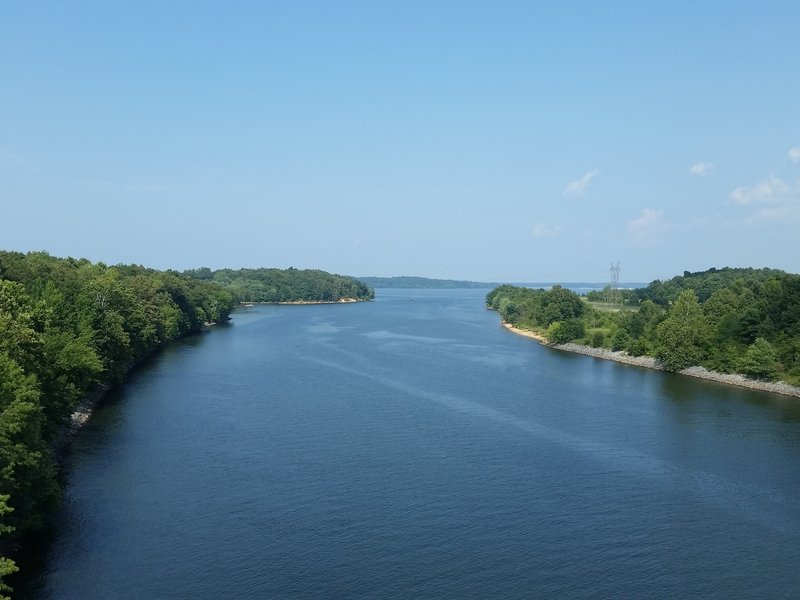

[627,209,666,242]
[728,173,800,225]
[564,169,600,197]
[531,223,564,238]
[689,162,713,176]
[730,173,793,205]
[789,146,800,165]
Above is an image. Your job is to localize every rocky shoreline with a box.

[503,323,800,399]
[55,382,112,453]
[55,323,225,453]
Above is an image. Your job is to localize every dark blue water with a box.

[23,290,800,598]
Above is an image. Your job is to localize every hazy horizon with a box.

[3,3,799,282]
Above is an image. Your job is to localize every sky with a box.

[2,2,800,283]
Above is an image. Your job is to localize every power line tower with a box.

[605,261,621,305]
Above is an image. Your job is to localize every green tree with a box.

[0,495,18,600]
[611,328,631,351]
[655,290,711,371]
[590,330,605,348]
[540,285,584,325]
[738,337,779,380]
[703,287,740,325]
[546,319,585,343]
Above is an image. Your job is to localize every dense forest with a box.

[184,267,374,303]
[0,251,235,597]
[487,267,800,386]
[358,276,499,289]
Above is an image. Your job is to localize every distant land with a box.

[358,276,646,291]
[358,276,500,289]
[184,267,374,303]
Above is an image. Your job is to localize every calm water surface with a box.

[22,289,800,598]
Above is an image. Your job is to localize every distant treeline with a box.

[0,251,234,595]
[358,276,498,289]
[488,267,800,385]
[184,267,374,303]
[586,267,788,307]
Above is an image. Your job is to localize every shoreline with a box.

[56,322,224,451]
[240,297,369,306]
[55,382,112,453]
[502,322,800,399]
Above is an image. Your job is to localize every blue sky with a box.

[2,2,799,282]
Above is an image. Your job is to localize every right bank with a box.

[502,323,800,399]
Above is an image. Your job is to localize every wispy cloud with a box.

[531,223,564,238]
[730,173,793,205]
[564,169,600,197]
[729,173,800,224]
[789,146,800,165]
[627,209,667,243]
[689,162,713,176]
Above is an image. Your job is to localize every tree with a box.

[655,290,711,371]
[590,330,605,348]
[497,297,519,322]
[703,288,740,326]
[738,338,779,380]
[0,495,17,600]
[540,285,584,325]
[546,319,585,343]
[611,328,631,351]
[0,352,57,534]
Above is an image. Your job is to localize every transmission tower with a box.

[606,261,621,305]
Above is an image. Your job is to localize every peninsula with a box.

[487,267,800,396]
[184,267,374,304]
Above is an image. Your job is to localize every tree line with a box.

[184,267,374,303]
[357,276,498,289]
[487,267,800,385]
[0,251,235,597]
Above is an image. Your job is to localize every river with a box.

[20,289,800,598]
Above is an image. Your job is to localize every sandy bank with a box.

[502,322,800,399]
[502,323,548,343]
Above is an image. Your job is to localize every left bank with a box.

[0,250,236,596]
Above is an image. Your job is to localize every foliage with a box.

[184,267,374,303]
[635,267,787,306]
[589,330,605,348]
[0,250,235,558]
[0,495,17,600]
[546,319,585,344]
[585,286,639,306]
[738,338,779,380]
[611,328,632,351]
[486,285,585,332]
[488,266,800,384]
[655,290,711,371]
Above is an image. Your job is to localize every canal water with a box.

[21,289,800,598]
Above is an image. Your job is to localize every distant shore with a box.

[502,323,800,399]
[240,297,367,306]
